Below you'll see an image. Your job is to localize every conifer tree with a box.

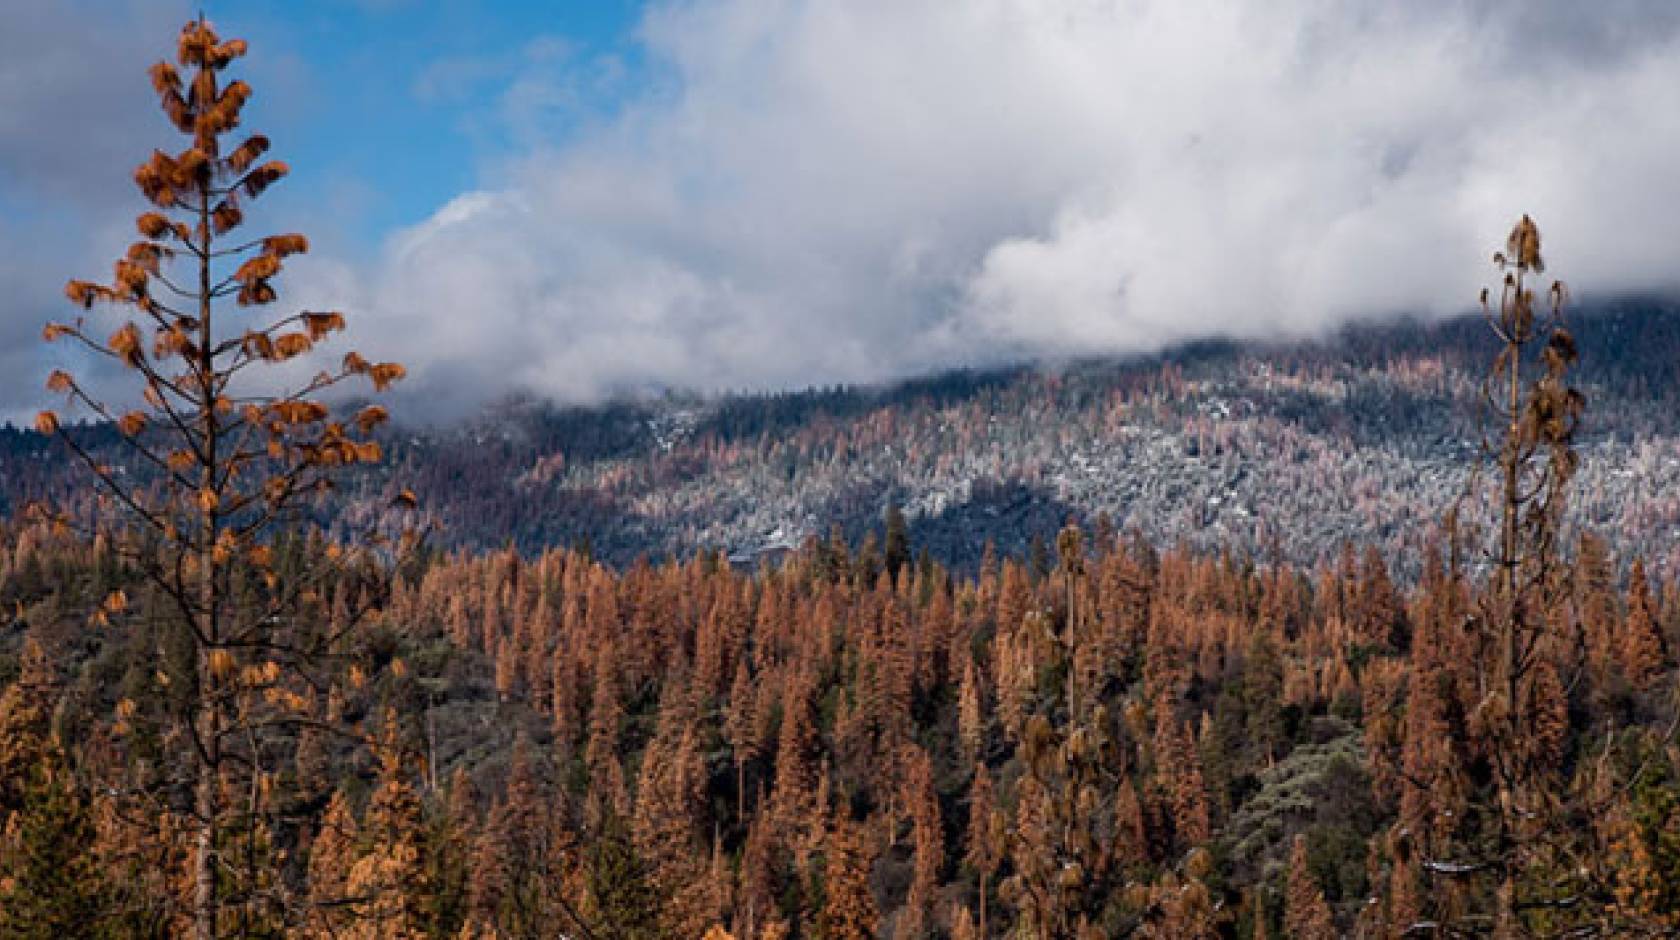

[1125,850,1221,939]
[957,656,986,769]
[739,809,781,939]
[902,744,944,937]
[0,755,114,937]
[1385,833,1422,939]
[633,721,713,938]
[34,17,409,937]
[726,659,761,819]
[963,766,1002,940]
[819,812,878,940]
[342,714,429,938]
[884,503,911,582]
[586,811,662,940]
[771,671,819,849]
[1398,216,1628,935]
[306,791,359,936]
[0,637,55,820]
[1622,558,1664,689]
[0,681,115,940]
[422,767,479,937]
[1284,835,1336,940]
[997,531,1130,939]
[472,734,586,938]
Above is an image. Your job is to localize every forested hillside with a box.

[6,11,1680,940]
[4,507,1679,936]
[6,298,1680,580]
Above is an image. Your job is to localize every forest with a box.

[6,476,1680,937]
[4,15,1680,940]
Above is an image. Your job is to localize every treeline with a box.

[3,516,1678,936]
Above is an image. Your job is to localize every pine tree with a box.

[0,637,55,820]
[1457,216,1589,934]
[902,744,944,937]
[884,503,911,582]
[964,766,1002,940]
[633,721,713,938]
[957,657,986,769]
[1153,711,1210,849]
[306,790,360,935]
[421,766,478,937]
[1127,850,1222,939]
[586,811,663,940]
[472,734,584,938]
[1385,833,1421,940]
[1623,558,1665,689]
[726,659,761,819]
[819,812,878,940]
[1284,835,1336,940]
[586,639,630,821]
[739,809,781,940]
[771,671,819,850]
[35,17,409,937]
[342,714,429,938]
[0,747,115,938]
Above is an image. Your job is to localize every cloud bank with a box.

[334,0,1680,411]
[0,0,191,419]
[9,1,1680,419]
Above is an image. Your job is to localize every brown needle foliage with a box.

[34,17,412,939]
[1395,216,1673,938]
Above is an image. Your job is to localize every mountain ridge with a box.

[6,296,1680,576]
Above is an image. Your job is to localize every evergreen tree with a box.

[884,503,911,582]
[1284,835,1336,940]
[421,767,478,937]
[818,812,878,940]
[964,766,1002,940]
[0,749,115,938]
[0,637,54,821]
[342,715,429,938]
[586,811,662,940]
[902,744,943,937]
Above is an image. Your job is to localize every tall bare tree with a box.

[35,17,411,938]
[1410,216,1585,936]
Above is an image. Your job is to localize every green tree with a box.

[884,503,911,582]
[0,750,116,938]
[586,811,662,940]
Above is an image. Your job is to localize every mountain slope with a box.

[6,298,1680,576]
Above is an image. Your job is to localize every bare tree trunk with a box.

[193,177,221,940]
[194,769,216,940]
[1494,273,1523,940]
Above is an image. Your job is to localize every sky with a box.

[5,1,1680,421]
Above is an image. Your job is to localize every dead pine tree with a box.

[1413,215,1587,937]
[35,17,413,939]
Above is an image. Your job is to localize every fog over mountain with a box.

[7,1,1680,418]
[305,1,1680,413]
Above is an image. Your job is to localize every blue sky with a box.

[205,0,650,251]
[5,1,1680,419]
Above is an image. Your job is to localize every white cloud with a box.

[337,0,1680,412]
[0,0,190,421]
[16,1,1680,420]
